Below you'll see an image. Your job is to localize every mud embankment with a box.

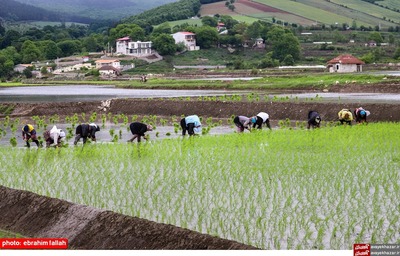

[2,98,400,122]
[0,186,257,249]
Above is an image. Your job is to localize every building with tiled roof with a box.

[327,54,365,73]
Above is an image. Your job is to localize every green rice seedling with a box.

[109,128,115,140]
[71,113,79,127]
[159,118,167,126]
[1,123,398,250]
[131,115,138,122]
[101,114,107,129]
[49,114,60,124]
[81,113,86,122]
[113,115,119,125]
[9,136,17,147]
[89,112,97,123]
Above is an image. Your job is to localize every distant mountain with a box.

[13,0,179,21]
[0,0,94,23]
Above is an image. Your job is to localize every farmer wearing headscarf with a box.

[338,109,353,125]
[245,112,271,130]
[43,125,66,148]
[233,115,251,133]
[128,122,153,142]
[74,123,100,145]
[354,107,370,124]
[307,110,322,129]
[180,115,202,136]
[22,124,40,148]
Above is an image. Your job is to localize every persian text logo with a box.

[354,243,370,256]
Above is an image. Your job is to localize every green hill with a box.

[197,0,399,28]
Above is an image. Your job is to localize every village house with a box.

[171,32,200,51]
[98,66,121,77]
[95,59,121,69]
[14,64,33,73]
[253,38,265,49]
[327,54,365,73]
[115,36,152,57]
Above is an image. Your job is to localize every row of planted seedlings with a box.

[0,111,349,147]
[0,112,229,147]
[0,123,398,249]
[174,93,324,103]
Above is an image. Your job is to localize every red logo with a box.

[354,244,370,256]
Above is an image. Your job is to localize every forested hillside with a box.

[13,0,178,21]
[123,0,201,26]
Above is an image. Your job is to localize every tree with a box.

[21,40,41,63]
[267,26,301,62]
[151,23,171,37]
[57,40,82,57]
[152,33,176,55]
[369,31,383,45]
[109,24,146,42]
[39,40,61,60]
[1,30,21,48]
[394,47,400,59]
[22,68,33,78]
[201,16,218,27]
[195,26,219,49]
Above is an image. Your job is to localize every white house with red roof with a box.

[171,32,200,51]
[95,59,121,69]
[327,54,365,73]
[116,36,152,57]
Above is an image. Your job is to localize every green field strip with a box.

[380,0,400,10]
[253,0,365,26]
[296,0,394,28]
[330,0,400,24]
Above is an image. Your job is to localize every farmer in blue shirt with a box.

[180,115,202,136]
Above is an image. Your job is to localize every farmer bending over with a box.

[233,115,251,133]
[180,115,202,136]
[22,124,40,148]
[246,112,271,130]
[354,107,370,124]
[74,123,100,145]
[44,125,66,148]
[128,122,153,142]
[338,109,353,125]
[307,110,322,129]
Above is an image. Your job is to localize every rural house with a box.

[14,64,33,73]
[171,32,200,51]
[95,59,121,69]
[116,36,153,57]
[98,66,121,77]
[327,54,365,73]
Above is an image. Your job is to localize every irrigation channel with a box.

[1,85,400,103]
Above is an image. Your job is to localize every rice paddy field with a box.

[0,122,399,249]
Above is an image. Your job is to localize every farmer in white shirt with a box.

[245,112,271,130]
[44,125,66,148]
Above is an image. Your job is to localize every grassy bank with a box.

[10,73,399,90]
[0,123,399,249]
